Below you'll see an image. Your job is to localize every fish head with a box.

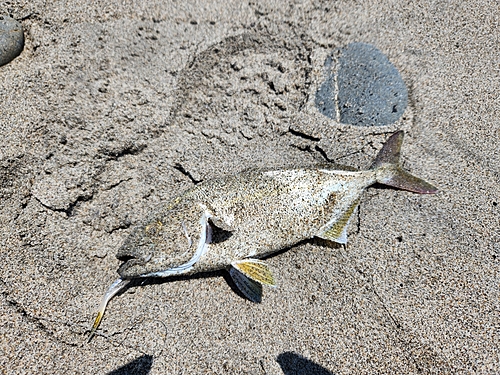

[116,201,209,278]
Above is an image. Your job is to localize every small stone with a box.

[316,43,408,127]
[315,55,337,120]
[337,43,408,126]
[0,15,24,67]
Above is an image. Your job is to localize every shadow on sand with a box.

[277,352,335,375]
[107,354,153,375]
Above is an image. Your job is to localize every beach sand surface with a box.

[0,1,498,373]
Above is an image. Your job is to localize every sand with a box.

[0,1,498,374]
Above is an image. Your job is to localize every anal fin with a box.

[318,198,360,244]
[231,259,276,286]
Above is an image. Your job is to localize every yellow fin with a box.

[231,259,276,286]
[318,198,360,244]
[229,267,263,302]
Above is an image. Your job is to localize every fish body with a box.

[89,131,437,340]
[118,167,372,278]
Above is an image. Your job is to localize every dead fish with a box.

[88,131,437,340]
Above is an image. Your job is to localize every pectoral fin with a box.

[229,267,263,303]
[318,198,360,244]
[231,259,276,286]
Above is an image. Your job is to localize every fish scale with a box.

[88,131,437,341]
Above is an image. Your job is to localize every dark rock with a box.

[316,42,408,127]
[0,15,24,67]
[315,55,337,120]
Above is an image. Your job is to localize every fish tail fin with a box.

[371,131,438,194]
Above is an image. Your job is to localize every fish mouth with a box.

[117,254,152,279]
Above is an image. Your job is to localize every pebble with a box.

[315,55,337,120]
[316,42,408,127]
[0,15,24,67]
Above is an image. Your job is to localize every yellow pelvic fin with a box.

[231,259,276,286]
[318,198,360,244]
[229,267,263,303]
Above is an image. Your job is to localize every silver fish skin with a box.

[88,131,437,340]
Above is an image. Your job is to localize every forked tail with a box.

[371,131,438,194]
